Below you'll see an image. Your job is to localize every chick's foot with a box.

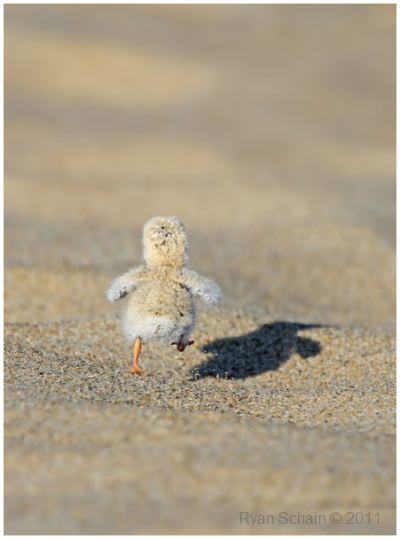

[172,341,194,352]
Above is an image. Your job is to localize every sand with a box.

[4,5,395,535]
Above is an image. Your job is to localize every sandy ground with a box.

[4,5,395,535]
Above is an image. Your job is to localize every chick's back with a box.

[127,268,195,322]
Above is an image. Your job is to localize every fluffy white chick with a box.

[107,216,222,374]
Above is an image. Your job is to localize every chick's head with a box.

[143,216,189,268]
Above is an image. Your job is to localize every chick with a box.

[107,216,222,374]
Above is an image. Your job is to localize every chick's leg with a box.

[130,337,144,374]
[172,340,194,352]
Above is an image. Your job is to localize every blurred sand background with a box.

[4,4,396,535]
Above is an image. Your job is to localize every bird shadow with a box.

[190,322,325,380]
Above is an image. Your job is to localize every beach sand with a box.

[4,5,395,534]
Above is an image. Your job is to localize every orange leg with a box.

[130,337,144,374]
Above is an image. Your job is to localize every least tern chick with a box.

[107,216,222,374]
